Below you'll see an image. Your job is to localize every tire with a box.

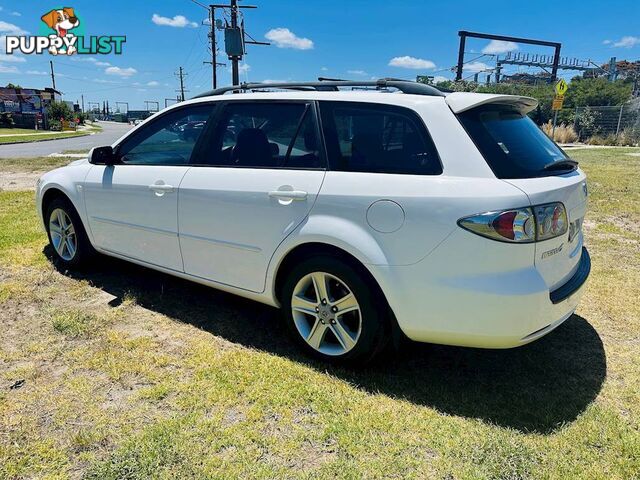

[282,255,389,365]
[45,196,95,269]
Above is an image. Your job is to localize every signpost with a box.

[551,79,568,140]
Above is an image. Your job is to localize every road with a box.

[0,121,133,158]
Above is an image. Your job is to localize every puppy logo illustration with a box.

[40,7,80,55]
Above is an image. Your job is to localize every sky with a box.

[0,0,639,110]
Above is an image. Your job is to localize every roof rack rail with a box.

[192,79,445,99]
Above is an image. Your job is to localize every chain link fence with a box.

[550,100,640,144]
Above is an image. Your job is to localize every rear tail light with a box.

[458,202,567,243]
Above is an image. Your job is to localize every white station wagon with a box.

[37,79,590,364]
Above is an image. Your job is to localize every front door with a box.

[83,104,215,271]
[178,101,326,292]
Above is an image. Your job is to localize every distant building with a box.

[0,86,62,128]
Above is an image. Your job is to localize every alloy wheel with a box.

[291,271,362,356]
[49,208,77,261]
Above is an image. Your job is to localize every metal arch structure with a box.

[456,31,562,82]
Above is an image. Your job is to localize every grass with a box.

[61,149,91,155]
[0,131,91,144]
[0,156,76,174]
[0,128,42,135]
[0,148,639,478]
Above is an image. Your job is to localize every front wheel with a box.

[45,197,94,269]
[282,255,389,365]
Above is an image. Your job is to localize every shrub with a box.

[586,129,640,146]
[541,121,579,143]
[616,128,640,146]
[46,101,74,122]
[0,112,14,128]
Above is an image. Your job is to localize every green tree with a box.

[564,77,632,107]
[46,101,74,122]
[5,83,22,89]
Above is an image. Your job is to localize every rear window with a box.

[458,105,571,179]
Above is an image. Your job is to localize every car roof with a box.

[179,89,538,115]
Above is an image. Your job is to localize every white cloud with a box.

[105,66,137,77]
[388,56,436,70]
[146,80,160,87]
[11,11,20,16]
[262,79,287,84]
[320,66,328,71]
[603,39,612,45]
[482,40,518,54]
[0,20,27,35]
[611,36,640,48]
[433,75,450,83]
[26,70,48,75]
[265,28,313,50]
[152,14,197,28]
[0,53,25,63]
[73,56,113,67]
[0,64,19,73]
[93,78,120,84]
[347,69,368,76]
[239,63,251,74]
[463,61,491,73]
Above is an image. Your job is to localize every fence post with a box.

[616,104,624,137]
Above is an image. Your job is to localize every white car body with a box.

[36,87,589,349]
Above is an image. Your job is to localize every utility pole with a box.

[81,94,84,112]
[175,67,188,101]
[49,60,56,90]
[208,1,268,87]
[206,6,220,89]
[230,0,240,86]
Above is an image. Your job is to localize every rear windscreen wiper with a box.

[543,159,578,171]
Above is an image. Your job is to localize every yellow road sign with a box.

[552,95,565,111]
[555,78,568,96]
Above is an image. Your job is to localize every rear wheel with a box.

[282,255,388,364]
[45,197,94,269]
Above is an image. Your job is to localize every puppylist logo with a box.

[4,7,126,56]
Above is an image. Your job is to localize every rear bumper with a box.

[371,231,590,349]
[550,247,590,304]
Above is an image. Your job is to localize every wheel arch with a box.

[273,242,387,308]
[39,185,90,242]
[41,187,72,217]
[272,241,405,348]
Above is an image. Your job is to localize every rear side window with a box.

[319,101,442,175]
[458,105,571,179]
[204,102,323,169]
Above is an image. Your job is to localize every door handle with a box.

[148,183,175,195]
[148,184,175,192]
[268,190,308,200]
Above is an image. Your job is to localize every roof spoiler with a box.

[446,92,538,114]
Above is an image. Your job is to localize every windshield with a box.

[458,105,572,179]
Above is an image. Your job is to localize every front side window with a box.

[457,105,572,179]
[319,101,442,175]
[117,105,214,165]
[204,102,323,169]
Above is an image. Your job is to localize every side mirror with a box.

[89,146,117,165]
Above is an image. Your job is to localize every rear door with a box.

[457,103,588,291]
[178,100,326,292]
